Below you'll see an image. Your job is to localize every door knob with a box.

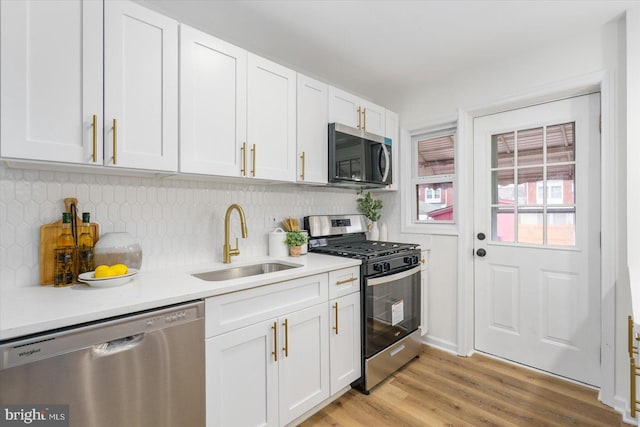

[477,232,486,241]
[476,248,487,257]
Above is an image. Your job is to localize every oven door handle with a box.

[367,266,421,287]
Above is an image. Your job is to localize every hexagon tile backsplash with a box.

[0,163,359,289]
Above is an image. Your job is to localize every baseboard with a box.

[421,334,458,354]
[614,394,638,425]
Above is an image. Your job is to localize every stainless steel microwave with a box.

[328,123,392,188]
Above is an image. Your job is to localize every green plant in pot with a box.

[357,191,383,239]
[285,231,308,257]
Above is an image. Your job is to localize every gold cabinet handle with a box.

[300,151,305,180]
[241,142,247,176]
[336,277,357,285]
[112,118,117,165]
[92,114,97,163]
[333,302,339,335]
[251,144,256,177]
[420,259,426,264]
[282,318,289,357]
[272,321,278,362]
[363,108,367,131]
[356,106,362,129]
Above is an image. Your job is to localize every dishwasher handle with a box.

[92,333,145,357]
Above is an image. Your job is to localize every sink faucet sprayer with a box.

[223,204,248,263]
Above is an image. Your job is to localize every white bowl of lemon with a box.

[78,264,138,288]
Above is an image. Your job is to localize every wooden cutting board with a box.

[39,198,99,285]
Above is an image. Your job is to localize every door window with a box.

[490,122,576,246]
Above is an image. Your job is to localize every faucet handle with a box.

[234,237,239,251]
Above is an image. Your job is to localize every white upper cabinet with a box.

[296,74,328,184]
[104,1,178,172]
[179,25,247,176]
[247,53,296,182]
[1,0,103,164]
[328,86,385,136]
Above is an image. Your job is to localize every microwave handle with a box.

[381,142,390,182]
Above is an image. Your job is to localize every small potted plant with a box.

[285,231,308,257]
[357,191,383,239]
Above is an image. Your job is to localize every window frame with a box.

[401,120,459,235]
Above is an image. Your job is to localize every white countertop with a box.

[0,254,360,341]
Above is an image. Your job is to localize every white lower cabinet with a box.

[206,319,278,427]
[278,303,330,424]
[205,269,361,427]
[206,303,328,427]
[329,291,361,394]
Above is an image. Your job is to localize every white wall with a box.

[380,16,630,410]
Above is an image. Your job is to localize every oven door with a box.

[364,266,421,358]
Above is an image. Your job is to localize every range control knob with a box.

[384,262,391,272]
[373,263,384,272]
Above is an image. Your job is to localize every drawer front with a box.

[328,267,360,299]
[205,273,328,337]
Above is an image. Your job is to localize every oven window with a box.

[365,269,420,358]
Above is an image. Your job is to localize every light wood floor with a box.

[301,346,630,427]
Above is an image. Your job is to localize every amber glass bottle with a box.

[78,212,94,275]
[54,212,75,286]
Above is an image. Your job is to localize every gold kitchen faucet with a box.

[223,204,248,263]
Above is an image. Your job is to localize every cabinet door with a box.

[104,0,178,172]
[180,25,247,177]
[360,99,386,136]
[279,303,330,425]
[330,292,361,394]
[247,53,296,181]
[206,319,278,427]
[1,0,102,164]
[328,86,360,128]
[296,74,328,184]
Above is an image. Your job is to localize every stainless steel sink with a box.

[191,262,301,282]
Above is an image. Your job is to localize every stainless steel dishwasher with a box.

[0,300,205,427]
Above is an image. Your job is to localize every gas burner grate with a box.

[311,240,418,259]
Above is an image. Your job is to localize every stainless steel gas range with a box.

[304,214,421,394]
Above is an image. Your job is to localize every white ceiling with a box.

[137,0,634,108]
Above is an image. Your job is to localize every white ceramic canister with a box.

[268,228,289,257]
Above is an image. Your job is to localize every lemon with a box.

[111,264,128,276]
[94,265,116,278]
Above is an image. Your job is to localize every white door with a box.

[330,292,361,394]
[297,74,328,184]
[473,94,601,386]
[1,0,103,164]
[179,25,247,177]
[278,303,330,425]
[104,0,178,172]
[247,53,296,182]
[206,319,278,427]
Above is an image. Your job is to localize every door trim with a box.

[456,70,616,407]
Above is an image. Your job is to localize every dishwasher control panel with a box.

[1,301,204,370]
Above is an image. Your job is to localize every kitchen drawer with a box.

[205,273,328,337]
[328,266,360,299]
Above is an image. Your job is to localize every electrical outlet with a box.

[266,214,279,230]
